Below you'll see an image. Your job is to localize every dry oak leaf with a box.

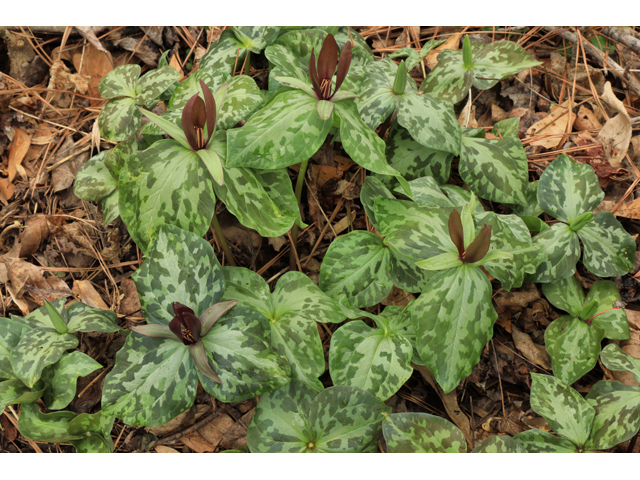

[597,82,632,168]
[72,280,109,310]
[526,99,576,149]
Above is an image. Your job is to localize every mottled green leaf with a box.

[74,152,117,201]
[526,223,580,283]
[329,317,412,400]
[319,230,393,308]
[18,403,80,443]
[459,135,528,205]
[513,429,579,452]
[64,301,119,333]
[199,33,246,76]
[118,140,215,253]
[585,380,640,451]
[382,122,454,186]
[545,315,603,385]
[0,317,31,379]
[360,176,395,231]
[578,211,636,277]
[507,181,543,218]
[41,351,101,410]
[101,191,119,227]
[388,247,436,292]
[0,379,45,413]
[101,334,197,427]
[412,265,497,393]
[601,344,640,384]
[586,281,630,340]
[383,412,467,452]
[471,435,526,452]
[133,224,224,325]
[491,117,520,139]
[214,167,299,237]
[168,68,230,111]
[67,411,115,453]
[538,154,604,224]
[222,267,343,392]
[201,306,291,403]
[530,373,595,448]
[10,329,78,388]
[542,275,585,317]
[420,49,473,104]
[231,26,280,54]
[98,97,140,142]
[403,176,458,208]
[136,66,181,105]
[99,64,140,99]
[227,89,331,169]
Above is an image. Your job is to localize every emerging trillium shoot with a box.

[131,300,237,384]
[308,33,352,101]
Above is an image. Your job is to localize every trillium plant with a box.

[6,25,636,453]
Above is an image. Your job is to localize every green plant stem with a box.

[289,159,309,271]
[210,212,237,267]
[243,51,251,76]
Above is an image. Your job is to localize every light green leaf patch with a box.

[526,223,581,283]
[471,435,526,452]
[41,351,102,410]
[382,412,467,452]
[601,344,640,383]
[247,380,390,452]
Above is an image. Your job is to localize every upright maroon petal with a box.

[182,94,200,150]
[333,41,352,95]
[169,315,186,344]
[448,209,465,257]
[308,48,321,98]
[317,34,338,84]
[181,309,202,343]
[191,96,206,129]
[464,224,492,263]
[199,80,216,146]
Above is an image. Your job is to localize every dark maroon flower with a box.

[308,34,352,100]
[169,302,202,345]
[181,80,217,150]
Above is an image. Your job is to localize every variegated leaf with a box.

[98,97,140,141]
[396,91,460,155]
[74,152,117,201]
[530,373,595,448]
[578,211,636,277]
[132,224,224,325]
[65,301,119,333]
[472,40,541,89]
[388,247,435,292]
[222,267,343,392]
[513,429,579,452]
[41,351,102,410]
[420,49,474,104]
[601,344,640,383]
[0,317,31,379]
[491,117,521,139]
[382,122,454,186]
[67,411,115,453]
[118,140,215,253]
[10,329,78,388]
[586,281,630,340]
[214,167,299,237]
[319,230,393,308]
[507,181,543,218]
[200,305,291,403]
[545,316,604,385]
[0,379,46,413]
[199,33,245,75]
[136,66,181,106]
[526,223,580,283]
[333,27,375,66]
[226,89,331,169]
[585,380,640,451]
[459,135,528,205]
[471,435,526,452]
[360,176,395,231]
[168,67,230,111]
[18,403,80,443]
[412,265,497,393]
[329,317,413,400]
[372,197,453,261]
[541,275,585,317]
[382,412,467,452]
[358,85,395,129]
[101,191,119,227]
[403,176,458,208]
[101,334,197,427]
[333,100,399,176]
[98,64,140,99]
[537,154,604,224]
[246,379,317,453]
[231,26,280,54]
[10,297,66,330]
[215,75,263,130]
[474,211,540,291]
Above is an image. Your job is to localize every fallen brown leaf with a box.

[425,32,462,70]
[574,105,603,131]
[8,127,31,182]
[511,326,552,370]
[597,82,632,168]
[181,431,216,453]
[73,44,114,105]
[119,278,142,316]
[155,446,180,453]
[19,214,50,257]
[526,99,576,149]
[72,280,109,310]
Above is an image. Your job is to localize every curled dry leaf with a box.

[526,99,576,149]
[72,43,114,105]
[597,82,632,168]
[72,279,109,310]
[119,278,142,316]
[511,325,552,370]
[424,32,462,70]
[8,127,31,183]
[574,105,603,131]
[18,214,50,258]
